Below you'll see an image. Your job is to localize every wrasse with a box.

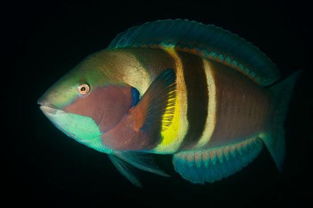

[38,19,299,186]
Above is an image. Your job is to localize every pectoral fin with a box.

[102,69,176,151]
[130,68,176,134]
[109,152,169,187]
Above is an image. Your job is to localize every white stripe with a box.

[195,59,217,148]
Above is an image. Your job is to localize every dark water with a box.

[6,0,312,207]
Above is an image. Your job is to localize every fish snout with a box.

[37,96,47,106]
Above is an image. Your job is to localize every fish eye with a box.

[78,83,90,95]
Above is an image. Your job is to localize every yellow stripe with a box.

[153,48,189,153]
[194,59,217,148]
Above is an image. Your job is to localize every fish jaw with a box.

[40,105,58,115]
[39,105,113,154]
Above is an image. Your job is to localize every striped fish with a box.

[38,19,299,186]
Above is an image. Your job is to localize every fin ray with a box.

[260,71,301,170]
[114,152,169,177]
[108,151,169,186]
[173,138,263,184]
[103,69,176,150]
[108,154,142,187]
[130,68,176,142]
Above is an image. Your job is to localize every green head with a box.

[38,50,138,153]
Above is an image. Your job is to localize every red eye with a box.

[78,84,90,95]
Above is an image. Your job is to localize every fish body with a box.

[38,20,299,186]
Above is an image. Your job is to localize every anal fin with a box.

[172,137,263,184]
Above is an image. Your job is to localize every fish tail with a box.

[261,71,301,171]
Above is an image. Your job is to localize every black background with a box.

[5,0,313,207]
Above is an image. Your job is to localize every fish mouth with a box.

[39,105,58,115]
[38,97,61,115]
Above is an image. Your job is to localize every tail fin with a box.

[261,71,301,171]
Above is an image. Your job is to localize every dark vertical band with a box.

[177,50,209,149]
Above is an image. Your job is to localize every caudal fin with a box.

[261,71,300,171]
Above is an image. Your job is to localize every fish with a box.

[38,19,299,186]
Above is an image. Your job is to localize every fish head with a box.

[38,56,136,153]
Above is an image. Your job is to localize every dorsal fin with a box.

[108,19,279,86]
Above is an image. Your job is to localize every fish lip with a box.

[37,95,47,106]
[38,97,60,115]
[39,105,59,115]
